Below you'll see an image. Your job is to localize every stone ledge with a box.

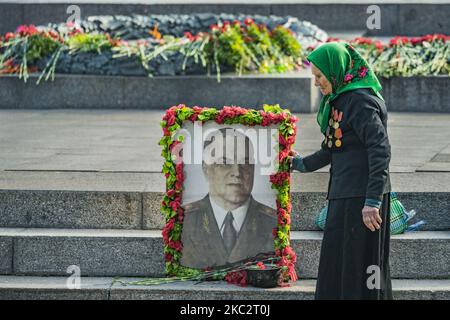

[1,190,448,231]
[1,172,449,231]
[1,74,448,113]
[2,171,450,193]
[0,228,448,279]
[0,276,449,300]
[0,73,320,113]
[0,275,112,300]
[380,76,450,113]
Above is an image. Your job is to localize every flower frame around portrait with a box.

[159,104,298,285]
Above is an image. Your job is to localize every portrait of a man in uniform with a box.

[180,127,277,269]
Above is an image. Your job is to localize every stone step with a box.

[0,228,448,279]
[1,74,449,113]
[1,171,448,231]
[0,0,448,36]
[0,73,319,113]
[0,276,448,300]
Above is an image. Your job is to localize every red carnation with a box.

[224,270,247,287]
[375,41,384,50]
[270,172,289,186]
[167,115,176,126]
[290,115,298,123]
[286,202,292,213]
[283,246,296,259]
[286,135,295,145]
[279,134,287,146]
[285,214,291,225]
[184,32,195,41]
[165,218,175,231]
[162,127,170,136]
[411,37,422,45]
[288,264,298,282]
[165,252,174,262]
[256,262,266,270]
[244,18,254,26]
[162,229,169,243]
[278,215,285,226]
[16,24,38,36]
[170,199,181,211]
[176,173,184,184]
[167,189,176,198]
[68,27,82,36]
[272,227,278,237]
[162,220,173,242]
[4,32,15,41]
[169,140,180,152]
[177,208,184,223]
[168,240,183,252]
[279,148,289,162]
[279,256,290,267]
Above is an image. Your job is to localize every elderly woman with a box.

[290,42,392,300]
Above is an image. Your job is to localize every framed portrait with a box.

[160,104,298,283]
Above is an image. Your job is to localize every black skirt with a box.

[315,193,393,300]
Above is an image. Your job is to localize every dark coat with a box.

[302,88,393,299]
[302,88,392,201]
[179,194,277,269]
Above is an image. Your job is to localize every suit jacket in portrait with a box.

[179,194,277,269]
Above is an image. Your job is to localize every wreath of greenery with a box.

[159,104,298,285]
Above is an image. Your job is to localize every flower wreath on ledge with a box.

[158,104,298,287]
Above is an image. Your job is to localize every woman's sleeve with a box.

[300,143,332,172]
[347,95,391,203]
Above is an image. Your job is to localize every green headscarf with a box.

[307,42,384,133]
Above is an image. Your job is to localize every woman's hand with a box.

[288,150,300,172]
[362,206,382,232]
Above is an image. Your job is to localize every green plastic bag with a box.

[314,192,424,234]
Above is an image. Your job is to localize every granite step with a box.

[0,73,319,113]
[0,276,448,300]
[1,171,449,231]
[1,73,449,113]
[0,228,448,279]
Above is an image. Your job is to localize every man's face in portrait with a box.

[202,129,255,210]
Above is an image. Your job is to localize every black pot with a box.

[246,266,282,288]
